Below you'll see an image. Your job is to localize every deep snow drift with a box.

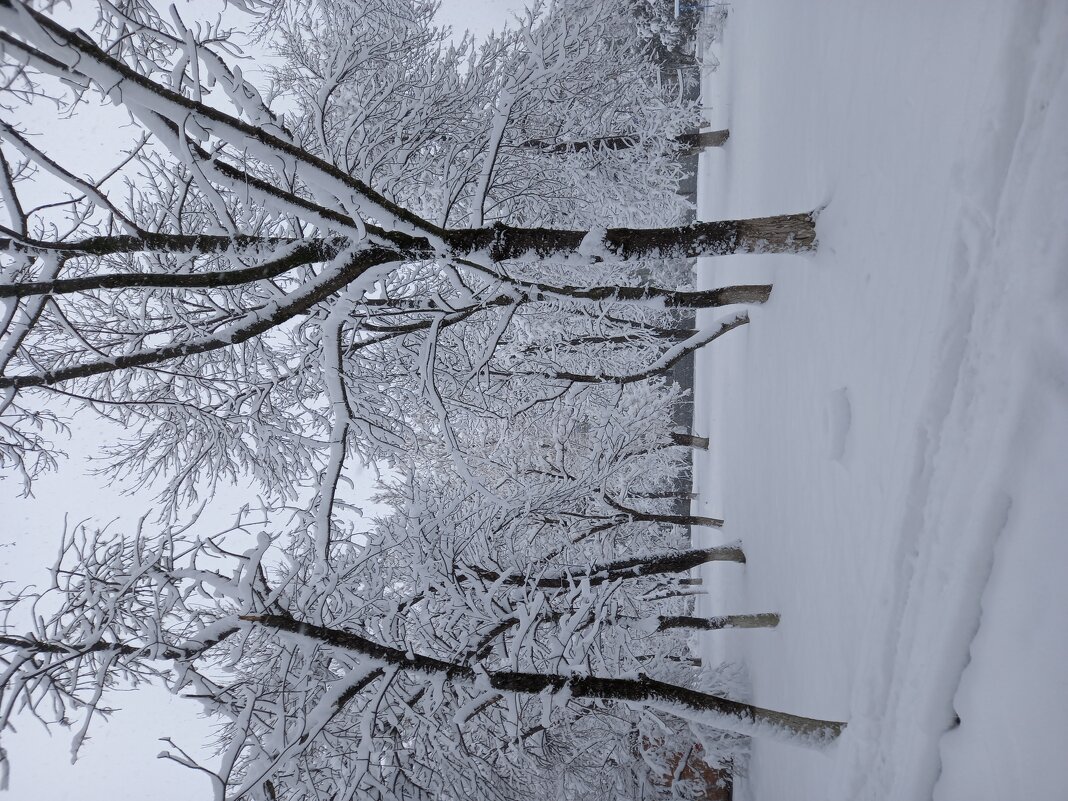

[692,2,1068,800]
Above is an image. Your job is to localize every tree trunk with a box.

[471,608,768,662]
[520,129,730,155]
[0,247,400,390]
[678,128,730,153]
[444,211,818,261]
[654,613,780,632]
[671,432,709,450]
[520,331,692,354]
[472,544,744,589]
[603,495,724,528]
[628,490,699,500]
[637,654,703,668]
[520,281,771,309]
[247,614,847,748]
[537,313,749,387]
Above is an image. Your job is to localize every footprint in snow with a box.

[826,386,852,463]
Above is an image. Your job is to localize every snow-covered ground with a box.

[692,2,1068,800]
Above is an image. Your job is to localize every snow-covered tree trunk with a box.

[245,613,845,748]
[671,431,710,449]
[444,211,817,261]
[521,128,729,154]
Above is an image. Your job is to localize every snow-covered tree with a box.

[0,0,832,798]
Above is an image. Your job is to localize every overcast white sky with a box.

[0,1,530,798]
[437,0,529,42]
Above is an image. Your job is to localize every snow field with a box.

[692,2,1068,799]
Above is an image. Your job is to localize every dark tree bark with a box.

[0,248,400,390]
[516,281,771,308]
[628,490,699,500]
[519,330,693,354]
[471,610,776,662]
[653,613,780,632]
[244,613,846,747]
[445,211,818,262]
[677,128,731,153]
[2,211,816,266]
[471,544,743,589]
[670,432,710,450]
[534,313,748,387]
[603,495,724,528]
[521,128,730,155]
[0,237,344,298]
[0,626,240,661]
[637,654,703,667]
